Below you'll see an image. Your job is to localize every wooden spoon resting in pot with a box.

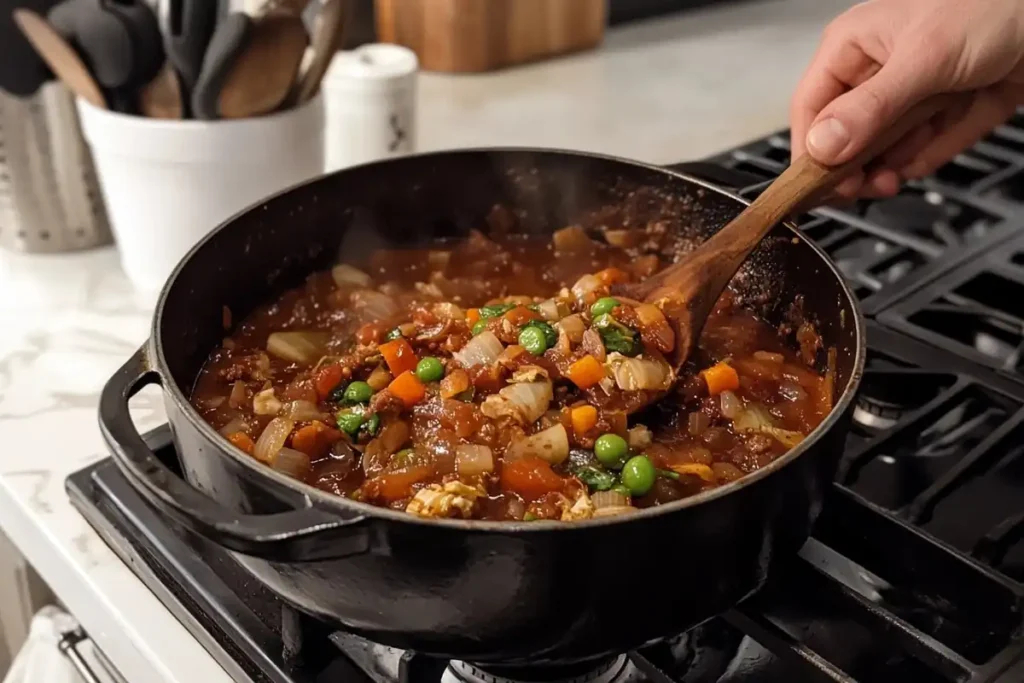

[617,95,956,373]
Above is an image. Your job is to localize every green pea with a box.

[518,326,549,355]
[594,433,629,468]
[335,411,363,436]
[591,297,620,317]
[521,320,557,347]
[621,455,657,496]
[479,303,516,319]
[361,413,380,436]
[472,320,488,335]
[385,327,403,340]
[415,356,445,383]
[343,380,373,404]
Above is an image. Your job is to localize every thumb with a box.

[805,55,941,166]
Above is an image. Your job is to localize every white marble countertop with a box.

[0,1,853,681]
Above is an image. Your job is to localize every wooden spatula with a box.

[12,7,106,108]
[217,13,309,119]
[619,94,958,370]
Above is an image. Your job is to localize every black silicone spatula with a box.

[159,0,218,118]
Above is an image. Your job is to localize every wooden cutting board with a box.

[375,0,606,73]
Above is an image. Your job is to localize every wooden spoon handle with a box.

[716,93,957,256]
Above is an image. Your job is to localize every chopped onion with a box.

[606,353,673,391]
[271,447,311,479]
[558,314,586,343]
[571,274,602,301]
[688,411,710,436]
[719,390,743,419]
[627,425,653,450]
[481,381,553,424]
[455,444,494,476]
[553,225,591,251]
[267,331,329,364]
[228,381,247,409]
[592,490,630,509]
[433,302,465,321]
[218,417,247,438]
[733,403,776,432]
[454,330,503,368]
[536,299,561,321]
[761,426,806,448]
[367,365,392,392]
[253,417,295,463]
[498,344,527,365]
[593,505,637,518]
[351,290,399,321]
[253,388,283,416]
[507,424,570,465]
[331,264,372,287]
[282,400,325,422]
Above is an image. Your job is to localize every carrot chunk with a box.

[313,364,346,400]
[566,355,606,389]
[388,370,426,407]
[701,361,740,395]
[466,308,481,326]
[570,405,598,436]
[500,457,565,502]
[227,432,255,455]
[379,338,419,376]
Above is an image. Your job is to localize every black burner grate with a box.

[66,324,1024,683]
[688,120,1024,314]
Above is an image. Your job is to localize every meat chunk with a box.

[406,481,486,518]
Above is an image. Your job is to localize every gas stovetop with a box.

[67,125,1024,683]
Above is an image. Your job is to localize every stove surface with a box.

[67,128,1024,682]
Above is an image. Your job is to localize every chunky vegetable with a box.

[566,355,606,389]
[594,433,628,467]
[379,338,419,376]
[455,330,503,367]
[591,297,620,317]
[621,455,657,496]
[415,356,445,383]
[570,405,598,436]
[592,314,641,357]
[344,380,373,404]
[506,424,570,465]
[266,331,329,364]
[388,371,426,407]
[702,361,740,395]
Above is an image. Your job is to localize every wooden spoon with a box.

[618,95,957,370]
[286,0,348,106]
[139,60,183,119]
[217,13,309,118]
[12,8,107,108]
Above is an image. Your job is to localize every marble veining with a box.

[0,1,855,680]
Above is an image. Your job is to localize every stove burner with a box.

[445,657,628,683]
[863,193,950,234]
[852,375,938,430]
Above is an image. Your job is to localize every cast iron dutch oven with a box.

[98,149,865,667]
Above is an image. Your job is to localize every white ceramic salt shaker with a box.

[321,44,418,172]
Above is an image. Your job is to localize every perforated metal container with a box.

[0,83,111,253]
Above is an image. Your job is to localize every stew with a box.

[191,225,833,521]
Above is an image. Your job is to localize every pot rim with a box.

[150,146,867,532]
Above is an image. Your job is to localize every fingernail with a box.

[807,118,850,162]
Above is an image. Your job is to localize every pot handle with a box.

[98,346,371,562]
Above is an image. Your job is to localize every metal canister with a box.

[0,82,111,254]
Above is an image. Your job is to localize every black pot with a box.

[98,149,865,666]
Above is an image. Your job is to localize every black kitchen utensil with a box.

[0,0,61,96]
[47,0,163,92]
[190,12,251,120]
[98,148,866,667]
[159,0,218,118]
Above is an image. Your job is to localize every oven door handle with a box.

[98,345,371,562]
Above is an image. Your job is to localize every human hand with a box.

[790,0,1024,200]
